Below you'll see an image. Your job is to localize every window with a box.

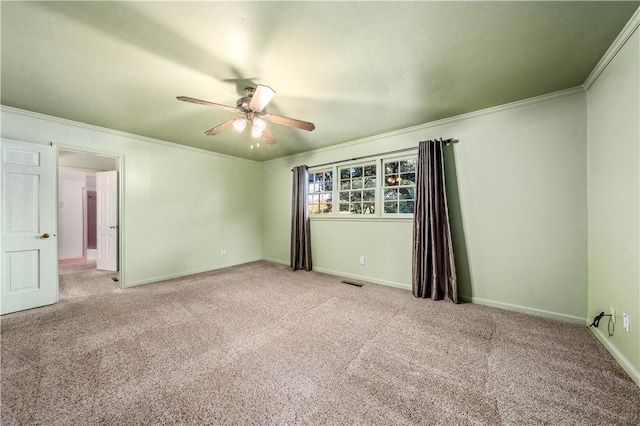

[339,163,376,214]
[383,158,416,214]
[308,170,333,214]
[308,154,417,218]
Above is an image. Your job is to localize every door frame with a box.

[56,146,125,288]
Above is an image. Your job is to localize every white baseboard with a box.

[125,257,263,288]
[262,257,289,266]
[86,249,97,261]
[458,295,587,325]
[308,266,412,291]
[589,326,640,387]
[261,258,412,291]
[264,259,588,325]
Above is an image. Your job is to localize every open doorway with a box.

[58,149,122,289]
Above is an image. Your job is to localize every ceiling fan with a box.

[177,85,315,146]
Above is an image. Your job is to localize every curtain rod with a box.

[294,138,455,171]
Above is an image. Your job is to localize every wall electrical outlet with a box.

[221,248,226,256]
[359,256,365,265]
[622,313,630,332]
[610,306,616,324]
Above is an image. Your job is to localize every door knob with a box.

[41,233,50,239]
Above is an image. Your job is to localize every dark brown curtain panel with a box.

[291,165,312,271]
[412,140,458,303]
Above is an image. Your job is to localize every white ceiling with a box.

[2,1,638,161]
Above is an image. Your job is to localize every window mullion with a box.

[332,165,337,216]
[376,157,382,217]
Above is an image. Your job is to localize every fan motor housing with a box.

[236,87,260,113]
[236,96,253,112]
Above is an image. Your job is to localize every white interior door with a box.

[1,139,58,315]
[96,170,118,271]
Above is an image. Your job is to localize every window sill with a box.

[310,215,414,223]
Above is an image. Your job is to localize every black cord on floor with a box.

[589,312,611,328]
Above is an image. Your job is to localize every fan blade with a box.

[261,127,277,145]
[204,118,236,136]
[265,114,315,131]
[249,85,276,112]
[177,96,239,113]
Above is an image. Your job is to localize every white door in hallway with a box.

[96,170,118,271]
[1,139,58,315]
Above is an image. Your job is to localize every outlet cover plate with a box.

[623,313,630,332]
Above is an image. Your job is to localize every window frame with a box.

[307,168,334,215]
[381,155,417,217]
[307,152,417,221]
[337,161,378,216]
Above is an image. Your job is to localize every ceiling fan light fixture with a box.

[251,125,263,138]
[251,117,266,138]
[233,117,247,132]
[253,117,266,131]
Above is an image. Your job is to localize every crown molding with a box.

[262,86,585,166]
[583,6,640,91]
[0,105,261,165]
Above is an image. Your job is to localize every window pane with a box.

[364,165,376,177]
[352,177,363,189]
[339,191,349,201]
[339,203,349,213]
[340,168,350,179]
[350,191,362,202]
[363,202,375,214]
[340,180,350,190]
[385,175,399,186]
[384,201,397,213]
[364,177,376,188]
[351,167,363,178]
[385,162,398,174]
[400,159,416,173]
[399,200,415,214]
[399,187,414,200]
[401,172,415,186]
[363,190,375,202]
[384,188,398,200]
[324,172,333,191]
[350,203,362,214]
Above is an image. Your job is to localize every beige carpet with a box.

[1,261,639,425]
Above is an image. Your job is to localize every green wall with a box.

[0,107,263,287]
[586,27,640,385]
[262,90,588,324]
[2,22,637,386]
